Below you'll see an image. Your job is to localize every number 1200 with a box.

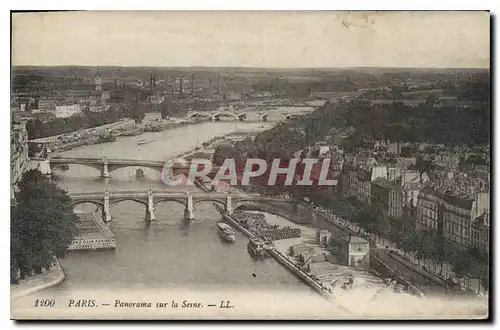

[34,299,55,307]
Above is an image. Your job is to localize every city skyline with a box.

[12,11,490,69]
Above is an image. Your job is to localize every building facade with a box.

[346,167,372,204]
[442,192,489,250]
[417,189,490,253]
[11,122,29,197]
[55,104,83,118]
[416,189,441,231]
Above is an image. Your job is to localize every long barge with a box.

[68,212,116,251]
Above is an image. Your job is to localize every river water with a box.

[44,120,322,298]
[13,118,487,319]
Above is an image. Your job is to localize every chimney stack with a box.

[192,74,195,95]
[179,77,183,95]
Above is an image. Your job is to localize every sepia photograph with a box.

[9,10,490,320]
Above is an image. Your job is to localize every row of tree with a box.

[342,98,490,147]
[25,107,125,140]
[350,204,490,294]
[305,193,489,295]
[11,170,78,283]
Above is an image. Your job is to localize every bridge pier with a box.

[102,162,110,178]
[102,191,112,222]
[185,193,194,220]
[226,193,233,215]
[292,201,298,214]
[146,190,155,222]
[34,158,52,177]
[10,185,16,204]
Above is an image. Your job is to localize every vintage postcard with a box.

[10,11,490,320]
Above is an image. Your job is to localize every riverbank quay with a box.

[220,212,334,299]
[196,182,335,299]
[252,212,420,298]
[29,117,209,154]
[195,180,394,300]
[302,202,456,295]
[11,258,65,299]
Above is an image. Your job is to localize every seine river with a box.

[45,120,320,297]
[12,117,485,319]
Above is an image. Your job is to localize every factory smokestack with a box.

[209,78,213,95]
[179,77,183,95]
[192,74,195,96]
[217,74,221,94]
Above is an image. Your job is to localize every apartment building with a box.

[416,189,441,231]
[442,192,489,250]
[345,164,387,205]
[371,178,397,223]
[54,104,83,118]
[416,189,490,252]
[11,122,29,185]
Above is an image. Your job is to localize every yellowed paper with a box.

[11,11,490,320]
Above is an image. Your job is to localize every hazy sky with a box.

[12,11,490,68]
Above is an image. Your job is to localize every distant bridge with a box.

[188,112,247,121]
[187,111,306,122]
[32,157,166,178]
[69,190,298,222]
[31,156,225,178]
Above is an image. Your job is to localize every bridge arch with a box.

[212,112,242,119]
[107,164,163,174]
[70,200,104,210]
[154,198,187,207]
[110,198,148,207]
[193,199,226,208]
[188,112,213,118]
[51,162,103,172]
[232,198,292,211]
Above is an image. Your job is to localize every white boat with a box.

[217,222,236,243]
[137,139,151,145]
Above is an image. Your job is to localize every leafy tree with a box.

[446,243,470,281]
[398,217,419,259]
[415,229,438,270]
[11,170,78,282]
[355,206,378,239]
[467,247,489,294]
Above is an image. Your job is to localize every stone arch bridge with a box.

[32,157,166,178]
[69,190,299,222]
[187,111,300,122]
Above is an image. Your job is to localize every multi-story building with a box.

[37,98,56,112]
[442,192,489,250]
[142,112,163,125]
[345,164,387,205]
[345,167,371,204]
[54,104,83,118]
[416,189,441,231]
[11,122,29,198]
[371,177,394,218]
[470,213,489,252]
[416,189,490,253]
[371,177,409,234]
[388,184,404,219]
